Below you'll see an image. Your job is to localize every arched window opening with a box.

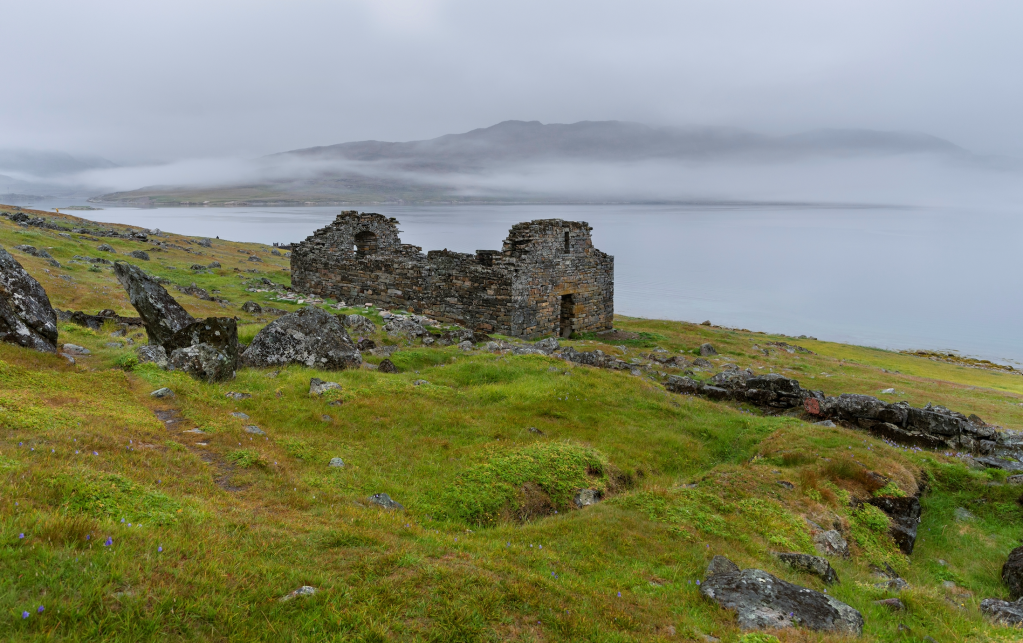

[355,231,378,257]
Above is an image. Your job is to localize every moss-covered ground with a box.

[1,205,1023,641]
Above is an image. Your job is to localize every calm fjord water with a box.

[50,203,1023,364]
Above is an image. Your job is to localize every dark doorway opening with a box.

[560,294,575,338]
[354,231,378,257]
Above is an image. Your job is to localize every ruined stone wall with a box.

[291,212,613,337]
[503,219,614,337]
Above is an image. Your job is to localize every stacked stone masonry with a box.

[291,212,614,338]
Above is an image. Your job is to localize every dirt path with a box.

[154,408,244,492]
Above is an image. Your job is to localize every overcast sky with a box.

[3,0,1021,163]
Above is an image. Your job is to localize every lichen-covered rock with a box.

[243,306,361,370]
[0,244,59,352]
[699,556,862,635]
[378,358,399,373]
[534,337,560,354]
[241,301,262,314]
[574,488,601,507]
[309,378,341,396]
[981,597,1023,625]
[369,493,404,510]
[137,344,169,368]
[383,316,425,339]
[775,552,839,585]
[699,343,717,356]
[129,250,150,261]
[168,343,236,383]
[665,375,703,395]
[113,261,195,347]
[1002,546,1023,600]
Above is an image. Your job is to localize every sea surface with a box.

[21,200,1023,365]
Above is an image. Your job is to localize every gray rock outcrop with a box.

[369,493,404,510]
[981,597,1023,625]
[699,556,862,635]
[866,495,921,555]
[1002,546,1023,600]
[243,306,361,370]
[0,244,59,352]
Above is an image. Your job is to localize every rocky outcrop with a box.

[242,306,361,370]
[65,309,143,331]
[559,347,631,371]
[699,556,863,635]
[866,496,921,555]
[0,244,59,352]
[1002,546,1023,600]
[113,261,195,346]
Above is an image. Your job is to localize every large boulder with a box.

[981,597,1023,625]
[699,556,862,635]
[0,244,58,352]
[113,261,194,346]
[163,318,239,382]
[242,306,361,370]
[1002,546,1023,600]
[866,496,921,555]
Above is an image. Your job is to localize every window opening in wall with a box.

[563,231,570,253]
[354,231,378,257]
[560,294,575,338]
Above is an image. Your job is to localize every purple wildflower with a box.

[37,606,44,613]
[22,611,28,619]
[617,592,621,597]
[158,546,163,552]
[696,580,701,585]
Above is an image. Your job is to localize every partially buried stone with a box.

[369,493,404,510]
[241,301,262,314]
[815,420,837,427]
[328,457,345,468]
[699,343,717,356]
[129,250,150,261]
[412,379,429,386]
[243,425,265,435]
[97,244,114,252]
[231,411,249,419]
[136,344,168,368]
[574,488,601,507]
[150,387,174,398]
[279,586,316,602]
[309,377,341,396]
[699,556,862,635]
[378,358,398,373]
[225,392,251,400]
[62,343,90,355]
[775,552,839,585]
[1002,545,1023,599]
[875,598,905,611]
[981,597,1023,625]
[208,261,221,268]
[346,313,378,336]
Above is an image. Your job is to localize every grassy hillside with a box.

[1,204,1022,641]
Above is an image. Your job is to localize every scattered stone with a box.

[0,245,59,352]
[231,412,250,419]
[279,586,316,602]
[701,320,711,326]
[97,243,114,252]
[981,597,1023,625]
[345,314,378,336]
[775,552,839,585]
[954,507,976,522]
[357,338,376,351]
[129,250,150,261]
[65,309,143,331]
[699,343,717,356]
[778,480,794,490]
[241,301,262,314]
[412,379,429,386]
[243,425,265,435]
[534,337,560,354]
[815,420,837,427]
[197,238,212,248]
[208,261,221,268]
[150,387,174,398]
[574,489,601,507]
[873,564,909,592]
[527,426,545,435]
[62,343,90,355]
[243,306,361,370]
[693,358,712,368]
[321,414,332,421]
[378,358,399,373]
[271,248,281,256]
[881,388,895,394]
[104,341,122,348]
[328,457,345,468]
[369,493,404,510]
[225,392,251,400]
[136,344,168,368]
[167,339,238,383]
[699,556,862,634]
[875,598,905,611]
[247,254,263,263]
[1002,546,1023,599]
[458,340,473,351]
[807,520,850,558]
[309,378,341,396]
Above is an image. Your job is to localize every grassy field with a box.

[1,205,1022,641]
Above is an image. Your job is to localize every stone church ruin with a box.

[290,212,614,338]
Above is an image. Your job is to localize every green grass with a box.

[2,204,1023,641]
